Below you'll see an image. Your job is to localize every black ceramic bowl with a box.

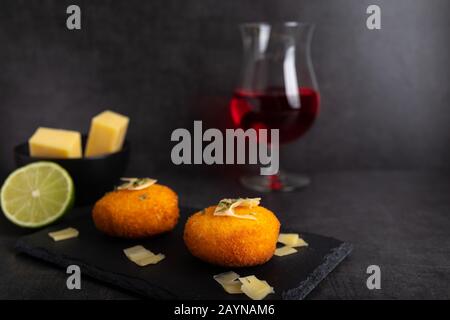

[14,136,130,206]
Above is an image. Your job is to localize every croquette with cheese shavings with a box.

[183,198,280,267]
[92,178,179,238]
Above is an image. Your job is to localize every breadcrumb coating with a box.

[184,205,280,267]
[92,184,179,238]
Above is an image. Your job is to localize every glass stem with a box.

[267,142,284,190]
[269,172,283,191]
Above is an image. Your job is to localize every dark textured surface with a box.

[1,170,450,299]
[15,207,352,300]
[0,0,449,300]
[0,0,449,181]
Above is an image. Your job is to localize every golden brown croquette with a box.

[92,184,179,238]
[183,205,280,267]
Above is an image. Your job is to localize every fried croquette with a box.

[92,184,179,238]
[183,205,280,267]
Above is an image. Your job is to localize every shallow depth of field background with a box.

[0,0,449,179]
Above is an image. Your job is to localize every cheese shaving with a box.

[117,178,157,190]
[292,237,308,248]
[214,272,274,299]
[278,233,308,247]
[124,245,150,261]
[213,198,261,220]
[274,245,298,256]
[214,271,243,294]
[48,227,79,242]
[134,253,165,266]
[222,282,243,294]
[239,275,274,300]
[123,245,165,267]
[213,271,240,285]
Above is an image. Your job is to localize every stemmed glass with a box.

[230,22,320,192]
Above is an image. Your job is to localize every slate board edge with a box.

[15,239,176,299]
[16,237,353,300]
[282,242,353,300]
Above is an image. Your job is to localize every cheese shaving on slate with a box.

[123,245,165,267]
[239,275,274,300]
[213,272,274,299]
[48,227,79,242]
[214,271,243,294]
[274,245,298,257]
[278,233,309,247]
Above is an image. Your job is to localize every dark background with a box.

[0,0,449,300]
[0,0,449,179]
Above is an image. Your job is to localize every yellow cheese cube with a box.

[29,127,82,158]
[85,110,129,157]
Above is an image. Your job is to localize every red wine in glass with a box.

[232,22,319,192]
[230,87,320,144]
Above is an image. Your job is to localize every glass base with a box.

[240,171,310,192]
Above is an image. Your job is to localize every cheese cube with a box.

[29,127,82,159]
[85,110,129,157]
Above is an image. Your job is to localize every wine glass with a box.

[230,22,320,192]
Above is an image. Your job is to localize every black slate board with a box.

[15,207,352,300]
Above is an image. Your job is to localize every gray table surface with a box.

[1,170,449,299]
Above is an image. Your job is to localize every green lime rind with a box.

[0,161,75,228]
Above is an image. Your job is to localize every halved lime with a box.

[1,162,74,228]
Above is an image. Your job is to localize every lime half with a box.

[1,162,74,228]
